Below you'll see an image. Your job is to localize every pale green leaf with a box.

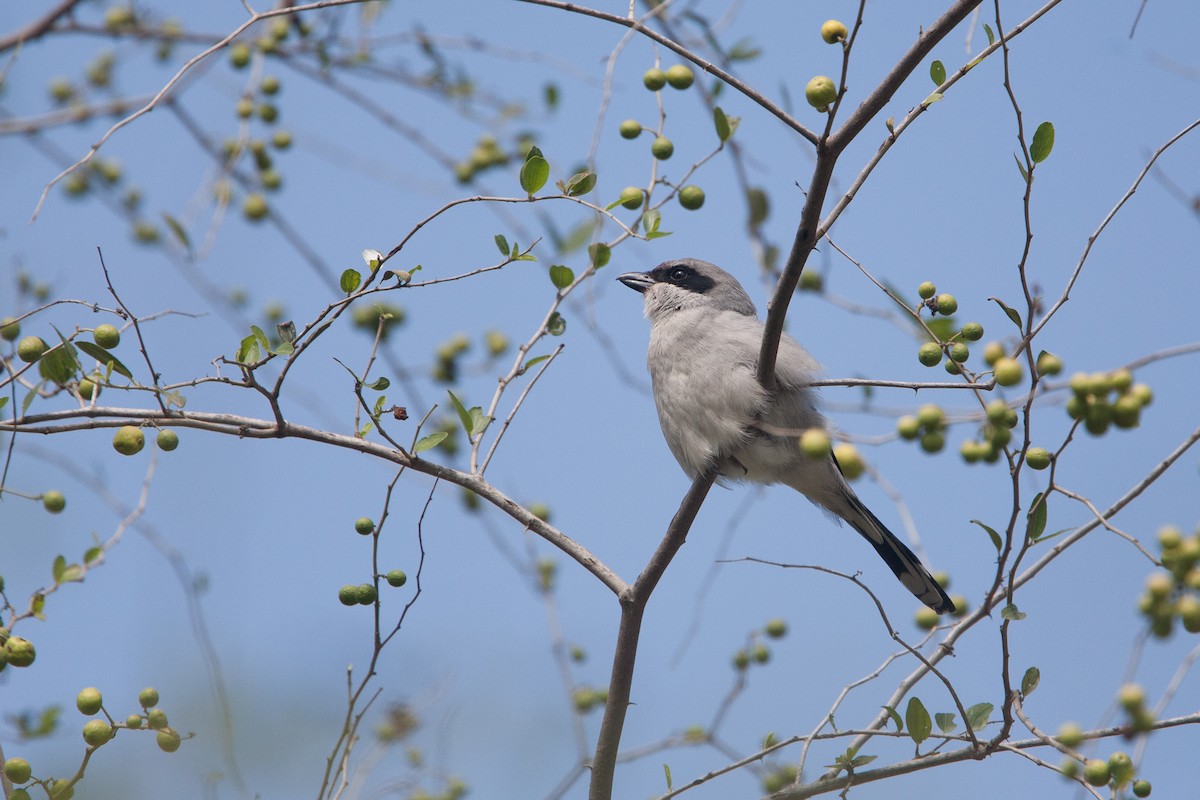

[1021,666,1040,697]
[520,155,549,195]
[549,264,574,290]
[413,431,447,453]
[970,519,1003,552]
[935,712,957,733]
[341,268,362,295]
[905,697,931,745]
[965,703,993,732]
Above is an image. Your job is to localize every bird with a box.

[617,258,955,613]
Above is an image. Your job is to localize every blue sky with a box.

[3,2,1200,798]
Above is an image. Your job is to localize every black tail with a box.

[842,492,955,614]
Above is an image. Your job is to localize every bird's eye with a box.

[669,267,690,282]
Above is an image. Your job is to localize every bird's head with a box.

[617,258,757,324]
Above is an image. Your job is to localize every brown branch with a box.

[0,0,85,53]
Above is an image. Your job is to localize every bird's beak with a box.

[617,271,654,294]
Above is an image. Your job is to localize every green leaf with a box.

[588,242,611,269]
[1027,491,1048,541]
[546,311,566,336]
[413,431,447,454]
[549,264,575,290]
[970,519,1003,552]
[883,705,903,732]
[1030,121,1055,163]
[1001,603,1027,621]
[642,208,661,234]
[984,23,995,45]
[520,354,550,374]
[366,376,390,391]
[714,106,731,141]
[989,297,1023,329]
[965,702,993,733]
[341,268,362,295]
[39,330,80,385]
[271,340,294,356]
[930,60,946,86]
[520,155,549,195]
[663,763,672,791]
[446,390,473,439]
[83,546,102,565]
[237,333,262,364]
[1013,152,1030,184]
[565,171,596,197]
[372,394,387,418]
[905,697,932,745]
[0,396,8,411]
[467,407,491,437]
[935,712,957,733]
[31,592,45,620]
[494,234,510,256]
[162,213,191,250]
[923,92,944,106]
[76,341,133,379]
[53,554,66,583]
[250,325,271,352]
[1021,666,1040,697]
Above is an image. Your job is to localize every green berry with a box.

[157,729,182,753]
[139,686,160,708]
[985,400,1010,425]
[77,378,99,400]
[642,68,667,90]
[385,570,407,587]
[821,19,849,43]
[833,443,864,480]
[896,415,921,440]
[960,439,984,463]
[917,403,945,429]
[961,322,984,341]
[949,342,970,363]
[112,426,145,456]
[260,75,281,95]
[1036,351,1062,376]
[993,357,1023,386]
[752,644,770,664]
[1108,751,1133,786]
[799,428,831,458]
[764,618,787,638]
[804,75,837,111]
[76,687,103,715]
[243,192,269,221]
[338,585,358,606]
[1113,394,1141,429]
[355,583,377,605]
[798,270,823,292]
[1025,447,1051,470]
[618,186,644,210]
[678,185,705,210]
[915,606,939,630]
[5,637,36,667]
[650,136,674,160]
[732,649,750,670]
[665,64,695,89]
[16,336,47,363]
[271,129,293,150]
[917,281,936,299]
[1082,758,1110,787]
[43,490,66,513]
[917,342,942,367]
[49,780,73,800]
[983,341,1006,366]
[1133,779,1152,797]
[1055,721,1084,747]
[146,708,168,730]
[82,719,112,747]
[934,293,958,315]
[126,714,143,728]
[4,757,32,784]
[156,429,179,451]
[1117,683,1145,711]
[354,517,375,535]
[0,317,20,341]
[93,323,120,348]
[919,430,945,454]
[618,119,642,139]
[229,42,251,68]
[1130,383,1153,407]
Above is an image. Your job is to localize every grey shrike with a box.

[618,258,955,614]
